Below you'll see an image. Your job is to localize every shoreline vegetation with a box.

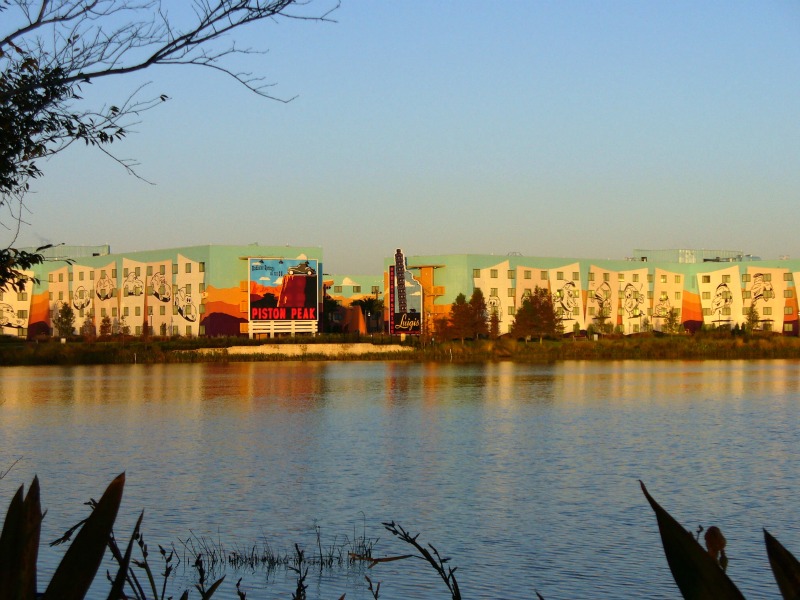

[2,330,800,365]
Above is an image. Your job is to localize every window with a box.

[603,273,610,282]
[785,324,794,332]
[785,306,793,315]
[101,308,107,317]
[160,306,165,316]
[784,272,792,281]
[58,273,63,282]
[135,307,141,317]
[618,273,625,281]
[722,307,731,316]
[647,274,653,283]
[572,272,579,281]
[185,263,192,273]
[573,307,580,316]
[160,265,166,275]
[79,271,84,281]
[148,306,153,316]
[353,286,361,293]
[588,272,595,282]
[372,286,380,294]
[508,288,515,297]
[540,271,548,280]
[702,275,710,283]
[16,310,27,319]
[172,264,178,275]
[58,291,63,301]
[508,270,515,279]
[742,307,749,316]
[557,271,564,280]
[703,308,711,316]
[147,266,153,276]
[112,308,118,317]
[199,262,205,273]
[490,269,498,278]
[490,288,498,297]
[785,290,793,298]
[522,288,532,297]
[90,271,94,280]
[524,270,531,280]
[135,267,141,276]
[123,307,129,317]
[764,273,772,282]
[334,286,342,293]
[675,275,681,284]
[123,268,129,278]
[186,326,192,336]
[48,274,53,282]
[588,307,596,316]
[68,272,73,282]
[508,306,516,316]
[722,274,730,283]
[633,274,639,283]
[633,324,640,333]
[199,304,206,314]
[742,291,751,299]
[661,275,667,284]
[742,274,751,283]
[763,307,773,316]
[472,269,480,278]
[17,291,27,301]
[112,269,117,278]
[647,291,653,299]
[185,284,192,295]
[675,292,681,300]
[199,283,205,293]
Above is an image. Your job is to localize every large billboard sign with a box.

[389,249,422,335]
[249,258,319,321]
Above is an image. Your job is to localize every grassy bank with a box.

[3,331,800,365]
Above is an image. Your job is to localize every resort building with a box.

[1,244,323,339]
[390,250,799,336]
[2,244,799,338]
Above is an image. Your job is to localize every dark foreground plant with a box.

[641,481,800,599]
[0,473,127,599]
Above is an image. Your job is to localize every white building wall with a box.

[547,262,586,332]
[697,266,742,328]
[0,272,33,335]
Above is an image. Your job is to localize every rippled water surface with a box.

[2,360,800,598]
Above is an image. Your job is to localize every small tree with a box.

[468,288,489,339]
[119,315,130,337]
[99,315,113,337]
[746,304,760,332]
[663,308,681,334]
[52,303,75,338]
[448,293,472,343]
[510,286,560,343]
[489,309,500,339]
[80,314,96,340]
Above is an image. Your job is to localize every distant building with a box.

[2,244,323,339]
[386,251,798,336]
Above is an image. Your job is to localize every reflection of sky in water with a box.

[1,361,799,599]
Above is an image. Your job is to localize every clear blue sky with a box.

[14,1,800,274]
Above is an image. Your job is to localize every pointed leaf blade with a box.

[43,473,125,600]
[765,529,800,600]
[641,481,745,600]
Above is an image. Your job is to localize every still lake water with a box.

[1,360,800,598]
